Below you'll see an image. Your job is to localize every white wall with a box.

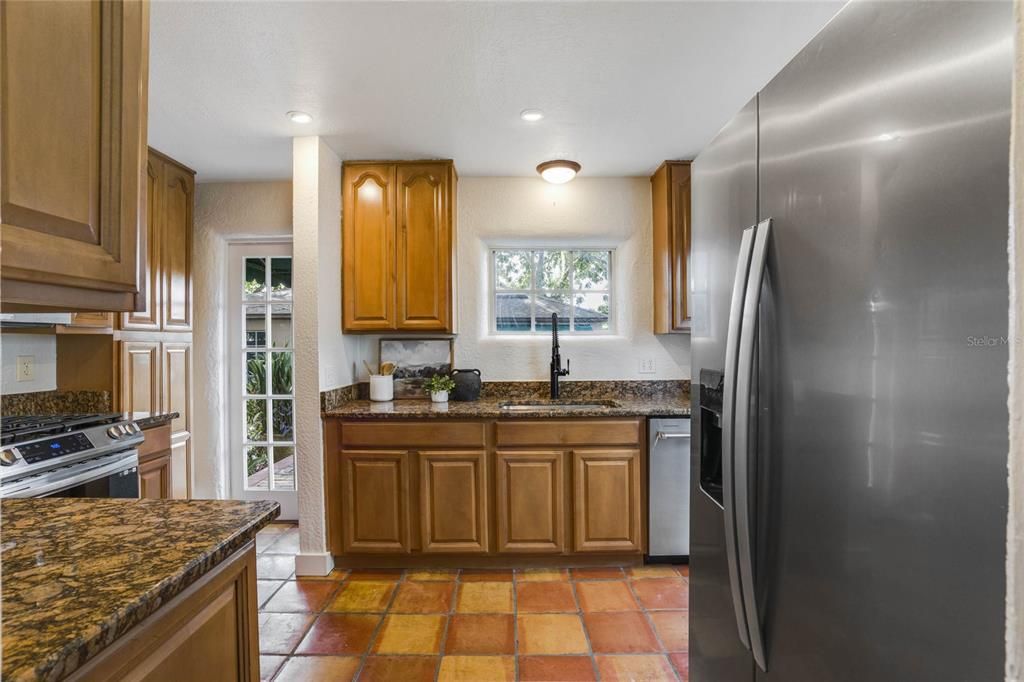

[358,177,690,381]
[0,334,57,394]
[192,181,292,498]
[1007,4,1023,679]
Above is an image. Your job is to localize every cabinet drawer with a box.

[340,421,486,449]
[495,420,640,447]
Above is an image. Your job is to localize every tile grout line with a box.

[511,571,520,681]
[350,570,406,681]
[435,571,461,682]
[568,573,602,681]
[624,574,682,682]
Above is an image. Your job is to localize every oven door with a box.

[4,450,140,499]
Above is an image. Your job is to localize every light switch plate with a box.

[16,355,34,382]
[639,358,656,374]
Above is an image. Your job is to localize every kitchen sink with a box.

[498,399,621,412]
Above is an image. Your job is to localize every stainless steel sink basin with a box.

[498,400,621,412]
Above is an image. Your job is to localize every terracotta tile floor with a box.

[256,523,689,681]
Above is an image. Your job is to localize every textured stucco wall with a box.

[1008,4,1023,679]
[192,181,292,498]
[293,137,357,568]
[356,177,690,381]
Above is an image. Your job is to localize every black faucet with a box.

[550,313,570,399]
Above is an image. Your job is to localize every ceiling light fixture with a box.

[287,110,313,124]
[520,109,545,122]
[537,159,581,184]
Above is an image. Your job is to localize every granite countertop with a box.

[1,498,279,681]
[123,411,180,429]
[324,396,690,420]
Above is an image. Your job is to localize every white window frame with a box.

[489,247,615,336]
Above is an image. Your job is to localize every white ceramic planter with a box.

[430,390,449,403]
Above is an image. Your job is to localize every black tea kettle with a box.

[450,369,482,402]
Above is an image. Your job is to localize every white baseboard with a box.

[294,552,334,577]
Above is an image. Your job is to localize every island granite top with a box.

[0,498,279,681]
[324,396,690,419]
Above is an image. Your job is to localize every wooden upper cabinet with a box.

[652,161,692,333]
[573,449,642,553]
[121,341,160,414]
[123,158,162,329]
[161,158,194,330]
[396,164,453,330]
[0,0,149,311]
[418,450,488,553]
[342,161,456,333]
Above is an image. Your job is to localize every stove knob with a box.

[0,450,17,466]
[107,426,121,439]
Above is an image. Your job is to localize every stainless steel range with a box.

[0,413,143,499]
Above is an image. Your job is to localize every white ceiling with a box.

[149,1,842,182]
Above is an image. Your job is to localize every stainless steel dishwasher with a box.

[647,417,691,561]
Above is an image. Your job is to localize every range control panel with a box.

[16,433,94,464]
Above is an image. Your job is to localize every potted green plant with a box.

[424,374,456,404]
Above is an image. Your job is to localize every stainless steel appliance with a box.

[0,414,142,499]
[689,2,1012,680]
[648,417,691,560]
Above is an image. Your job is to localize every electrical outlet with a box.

[16,355,34,382]
[639,358,656,374]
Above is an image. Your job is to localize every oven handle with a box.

[3,450,139,498]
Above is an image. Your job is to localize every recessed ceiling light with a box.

[877,132,900,142]
[520,109,545,122]
[287,110,313,124]
[537,160,581,184]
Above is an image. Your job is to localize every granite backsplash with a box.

[1,390,112,416]
[321,379,689,411]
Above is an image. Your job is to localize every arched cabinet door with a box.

[396,164,452,331]
[343,165,397,331]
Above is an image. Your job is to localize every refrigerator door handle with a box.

[722,226,756,649]
[735,218,772,671]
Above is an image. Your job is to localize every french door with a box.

[228,241,297,519]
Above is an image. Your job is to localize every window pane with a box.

[245,399,267,441]
[273,446,296,491]
[494,250,532,289]
[270,352,293,394]
[272,399,294,441]
[244,258,266,300]
[270,304,292,348]
[534,293,571,331]
[535,250,571,289]
[495,293,531,332]
[270,258,292,300]
[245,352,266,395]
[246,446,269,489]
[574,251,610,290]
[245,306,266,348]
[573,292,611,333]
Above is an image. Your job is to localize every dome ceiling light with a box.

[287,110,313,124]
[536,159,581,184]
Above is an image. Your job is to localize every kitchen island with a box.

[1,497,279,681]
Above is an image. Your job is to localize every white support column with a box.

[291,136,343,576]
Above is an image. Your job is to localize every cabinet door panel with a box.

[0,0,147,308]
[341,450,410,553]
[419,450,488,553]
[396,164,450,330]
[573,449,642,552]
[343,165,396,331]
[670,164,692,327]
[123,157,162,329]
[121,341,160,414]
[496,451,564,553]
[169,437,189,499]
[162,162,194,330]
[161,342,191,437]
[139,452,172,499]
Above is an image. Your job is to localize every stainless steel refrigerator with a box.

[689,2,1013,680]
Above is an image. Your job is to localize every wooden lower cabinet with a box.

[139,451,172,499]
[573,449,642,552]
[330,418,645,563]
[496,450,565,553]
[419,450,488,553]
[340,450,411,553]
[68,542,259,681]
